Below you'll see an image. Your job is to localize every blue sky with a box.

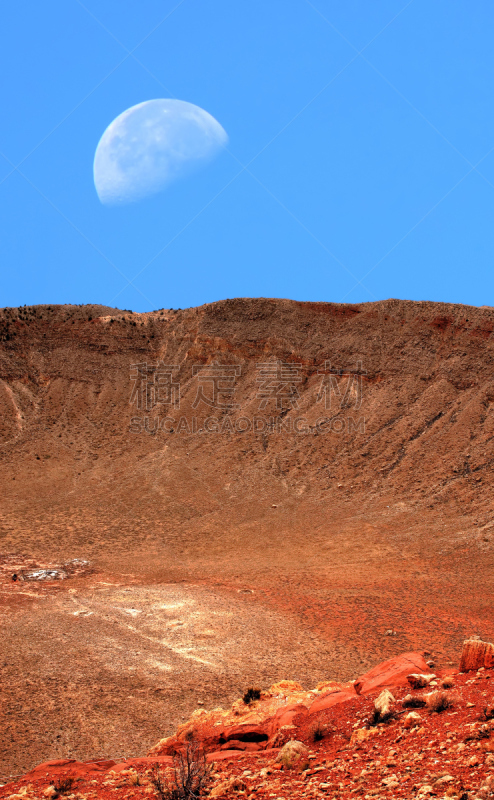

[1,1,494,312]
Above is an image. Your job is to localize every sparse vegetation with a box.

[149,765,168,800]
[308,720,330,742]
[54,776,76,794]
[403,695,427,709]
[149,741,211,800]
[441,675,455,689]
[426,690,453,713]
[243,686,261,705]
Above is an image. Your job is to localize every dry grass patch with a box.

[426,690,453,714]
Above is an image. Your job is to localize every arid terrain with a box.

[1,298,494,782]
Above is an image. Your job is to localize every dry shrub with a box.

[54,776,76,794]
[243,687,261,705]
[426,690,453,714]
[149,766,168,800]
[308,721,331,742]
[441,675,455,689]
[403,695,427,709]
[150,740,211,800]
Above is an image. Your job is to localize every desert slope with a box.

[0,297,493,777]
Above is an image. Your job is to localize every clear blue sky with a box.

[1,1,494,312]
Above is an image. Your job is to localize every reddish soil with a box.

[1,654,493,799]
[0,298,494,781]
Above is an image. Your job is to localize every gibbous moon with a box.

[94,99,228,205]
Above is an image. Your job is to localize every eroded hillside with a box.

[0,298,493,777]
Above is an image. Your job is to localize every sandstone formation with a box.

[459,639,494,672]
[148,653,426,758]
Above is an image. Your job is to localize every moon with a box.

[94,99,228,205]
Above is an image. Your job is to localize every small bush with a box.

[243,687,261,705]
[308,721,330,742]
[426,691,453,714]
[149,740,211,800]
[54,776,76,794]
[441,675,455,689]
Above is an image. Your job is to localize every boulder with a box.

[407,673,436,689]
[459,638,494,671]
[354,652,428,694]
[350,727,379,745]
[276,740,310,771]
[403,711,422,729]
[374,688,395,721]
[269,724,297,748]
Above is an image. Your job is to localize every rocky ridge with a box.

[1,640,494,800]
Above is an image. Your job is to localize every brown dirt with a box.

[1,297,494,779]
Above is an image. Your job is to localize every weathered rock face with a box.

[147,652,429,759]
[147,681,315,757]
[459,639,494,672]
[354,652,429,695]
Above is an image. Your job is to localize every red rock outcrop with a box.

[148,651,428,758]
[459,638,494,671]
[353,651,428,694]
